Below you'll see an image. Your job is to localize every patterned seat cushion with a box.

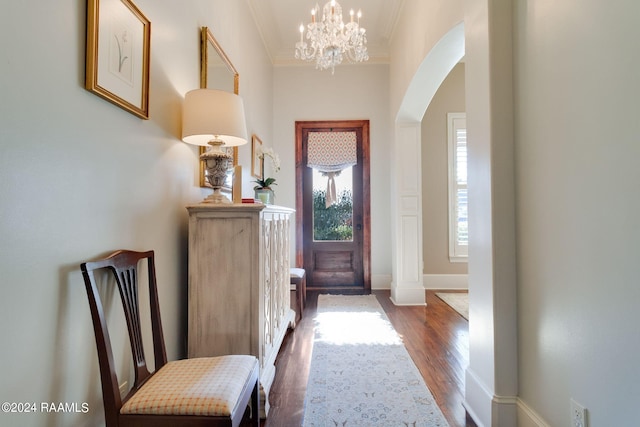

[121,355,257,416]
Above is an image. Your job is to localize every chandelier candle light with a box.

[295,0,368,74]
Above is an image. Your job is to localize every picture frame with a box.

[198,26,239,190]
[252,135,263,179]
[85,0,151,119]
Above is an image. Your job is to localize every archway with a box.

[390,6,519,426]
[390,22,465,306]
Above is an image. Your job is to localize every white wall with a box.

[0,1,272,426]
[272,64,392,286]
[514,0,640,425]
[421,63,467,276]
[390,0,464,120]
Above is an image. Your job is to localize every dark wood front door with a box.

[295,120,371,291]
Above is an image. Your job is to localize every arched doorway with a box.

[390,22,465,306]
[390,8,519,426]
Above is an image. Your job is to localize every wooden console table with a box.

[186,203,295,417]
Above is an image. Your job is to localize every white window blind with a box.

[447,113,468,261]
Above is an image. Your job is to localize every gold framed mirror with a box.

[201,27,239,93]
[199,27,239,189]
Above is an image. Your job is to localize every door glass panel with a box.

[312,167,353,241]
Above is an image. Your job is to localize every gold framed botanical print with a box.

[85,0,151,119]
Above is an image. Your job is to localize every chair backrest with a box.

[80,250,168,421]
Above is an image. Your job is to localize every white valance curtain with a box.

[307,131,357,207]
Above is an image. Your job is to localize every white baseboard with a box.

[389,283,427,305]
[464,368,493,427]
[517,399,550,427]
[464,368,550,427]
[372,274,467,290]
[493,395,518,426]
[371,274,392,290]
[423,274,468,289]
[464,367,519,427]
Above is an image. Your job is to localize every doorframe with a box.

[294,120,371,290]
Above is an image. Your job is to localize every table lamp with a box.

[182,88,248,203]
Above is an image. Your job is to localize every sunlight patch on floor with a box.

[314,311,403,346]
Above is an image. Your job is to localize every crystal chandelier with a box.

[295,0,369,74]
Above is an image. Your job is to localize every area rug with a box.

[435,292,469,320]
[302,294,449,427]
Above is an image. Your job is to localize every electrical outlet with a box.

[570,399,587,427]
[119,381,128,396]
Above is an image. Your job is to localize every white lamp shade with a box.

[181,89,248,147]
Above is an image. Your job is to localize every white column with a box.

[463,0,518,425]
[390,122,426,306]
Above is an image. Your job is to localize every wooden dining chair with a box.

[81,250,260,427]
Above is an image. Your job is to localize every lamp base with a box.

[200,140,233,204]
[203,189,233,204]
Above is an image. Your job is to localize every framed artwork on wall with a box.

[85,0,151,119]
[252,135,263,179]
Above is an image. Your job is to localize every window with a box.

[447,113,468,261]
[312,167,354,241]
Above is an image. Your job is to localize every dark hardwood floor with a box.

[262,289,477,427]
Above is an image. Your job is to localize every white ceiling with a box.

[247,0,405,66]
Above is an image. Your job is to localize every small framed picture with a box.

[85,0,151,119]
[252,135,263,178]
